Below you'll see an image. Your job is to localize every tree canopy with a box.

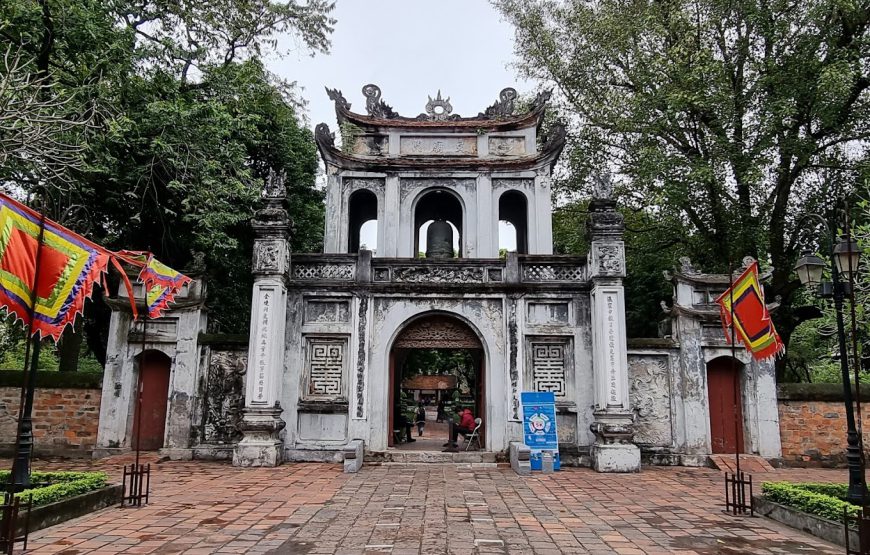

[0,0,335,365]
[496,0,870,375]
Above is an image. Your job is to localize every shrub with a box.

[0,471,108,507]
[762,481,858,523]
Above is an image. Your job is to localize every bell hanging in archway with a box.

[426,220,454,258]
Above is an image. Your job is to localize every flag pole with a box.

[9,203,48,492]
[728,257,741,482]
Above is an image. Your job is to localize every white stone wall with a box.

[323,170,553,258]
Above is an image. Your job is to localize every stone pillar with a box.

[233,172,290,467]
[586,177,640,472]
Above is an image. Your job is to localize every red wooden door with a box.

[134,352,171,451]
[707,358,744,454]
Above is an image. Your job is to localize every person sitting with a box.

[443,408,475,452]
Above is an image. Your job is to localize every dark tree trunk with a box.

[57,319,82,372]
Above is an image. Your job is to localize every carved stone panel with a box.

[393,316,482,350]
[305,338,346,398]
[292,262,356,281]
[344,177,385,195]
[522,263,585,282]
[304,299,351,324]
[399,135,477,157]
[253,240,287,274]
[392,266,484,283]
[526,302,570,325]
[202,349,247,444]
[488,136,526,157]
[351,135,389,156]
[628,355,673,446]
[528,341,569,398]
[590,242,625,277]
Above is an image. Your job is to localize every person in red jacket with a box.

[443,408,476,452]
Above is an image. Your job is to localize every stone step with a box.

[365,450,498,465]
[709,454,775,473]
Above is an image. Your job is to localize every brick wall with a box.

[778,383,870,467]
[0,371,103,456]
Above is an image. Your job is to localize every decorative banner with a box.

[0,194,109,340]
[715,261,784,361]
[521,391,561,471]
[116,251,191,319]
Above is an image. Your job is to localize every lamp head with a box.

[794,250,826,288]
[833,234,862,279]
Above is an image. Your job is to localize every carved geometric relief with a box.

[202,349,247,444]
[628,355,673,446]
[522,264,585,282]
[306,338,346,397]
[293,263,356,281]
[304,299,350,324]
[530,342,568,397]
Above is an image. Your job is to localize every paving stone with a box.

[6,457,851,554]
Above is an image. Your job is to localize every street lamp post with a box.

[794,217,866,503]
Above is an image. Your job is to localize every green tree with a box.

[496,0,870,376]
[1,0,335,365]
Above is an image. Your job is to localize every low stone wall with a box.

[778,383,870,467]
[0,371,103,456]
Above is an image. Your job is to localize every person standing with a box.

[436,400,446,423]
[414,403,426,437]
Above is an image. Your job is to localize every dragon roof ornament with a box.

[479,87,518,118]
[324,84,553,126]
[362,84,399,119]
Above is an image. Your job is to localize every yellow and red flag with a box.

[715,261,784,361]
[115,250,191,319]
[0,193,110,340]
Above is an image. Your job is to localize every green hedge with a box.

[0,370,103,389]
[762,481,858,523]
[0,471,108,507]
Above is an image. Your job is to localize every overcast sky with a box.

[265,0,532,252]
[267,0,533,133]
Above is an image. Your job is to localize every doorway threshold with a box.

[374,449,498,465]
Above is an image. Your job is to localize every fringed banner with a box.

[116,251,191,318]
[0,194,109,340]
[715,261,784,361]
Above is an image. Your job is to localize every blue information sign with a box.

[520,391,561,471]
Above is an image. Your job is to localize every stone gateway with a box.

[95,85,782,471]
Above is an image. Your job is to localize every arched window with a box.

[498,190,528,254]
[414,190,463,258]
[348,189,378,253]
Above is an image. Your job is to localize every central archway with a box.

[388,314,485,450]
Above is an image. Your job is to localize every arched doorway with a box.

[707,356,745,454]
[133,350,171,451]
[388,314,484,450]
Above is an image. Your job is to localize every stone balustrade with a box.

[288,253,587,286]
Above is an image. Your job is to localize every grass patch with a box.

[762,481,857,523]
[0,470,108,506]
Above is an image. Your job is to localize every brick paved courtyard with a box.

[18,457,844,554]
